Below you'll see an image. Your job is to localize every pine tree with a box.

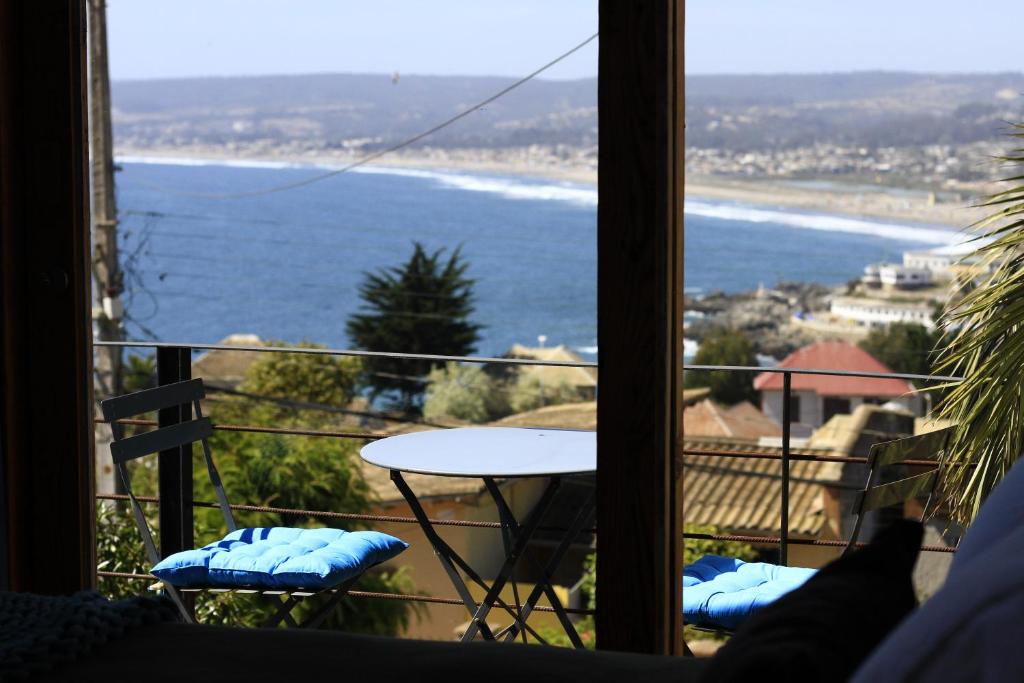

[347,243,481,412]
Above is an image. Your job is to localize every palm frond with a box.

[933,127,1024,524]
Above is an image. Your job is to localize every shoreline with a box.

[117,146,990,229]
[685,176,989,230]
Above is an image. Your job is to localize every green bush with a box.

[423,362,508,423]
[507,376,580,414]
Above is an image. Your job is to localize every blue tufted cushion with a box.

[683,554,816,630]
[151,527,408,590]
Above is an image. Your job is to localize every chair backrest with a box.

[842,426,954,556]
[101,378,236,565]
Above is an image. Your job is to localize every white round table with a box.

[360,427,596,478]
[360,426,596,647]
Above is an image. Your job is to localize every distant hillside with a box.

[112,71,1024,153]
[112,73,598,150]
[685,71,1024,150]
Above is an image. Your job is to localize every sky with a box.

[107,1,1022,82]
[686,1,1024,75]
[107,1,599,81]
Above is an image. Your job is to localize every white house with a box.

[903,250,958,281]
[830,296,935,331]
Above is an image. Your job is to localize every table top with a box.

[359,427,596,478]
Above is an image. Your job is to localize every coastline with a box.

[685,176,989,230]
[117,145,990,230]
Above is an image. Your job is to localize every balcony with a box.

[91,340,961,651]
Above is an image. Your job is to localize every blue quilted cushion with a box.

[151,527,408,590]
[683,554,816,630]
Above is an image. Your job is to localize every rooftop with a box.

[683,399,781,440]
[506,344,598,389]
[754,340,915,398]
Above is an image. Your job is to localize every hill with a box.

[111,71,1024,153]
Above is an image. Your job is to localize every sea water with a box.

[117,159,965,359]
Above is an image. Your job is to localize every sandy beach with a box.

[685,176,991,230]
[117,145,993,230]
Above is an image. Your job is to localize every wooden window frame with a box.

[0,0,687,656]
[0,0,95,594]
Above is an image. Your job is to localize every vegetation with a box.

[933,122,1024,525]
[422,362,505,423]
[96,342,419,635]
[239,340,362,408]
[684,327,759,405]
[346,243,481,413]
[422,362,581,424]
[122,353,156,393]
[507,376,579,415]
[539,526,758,648]
[858,322,939,383]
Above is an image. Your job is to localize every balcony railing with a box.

[93,340,962,626]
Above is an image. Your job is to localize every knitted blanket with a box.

[0,591,177,680]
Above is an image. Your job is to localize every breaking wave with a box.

[684,199,964,246]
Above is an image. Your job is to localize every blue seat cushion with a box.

[151,527,408,590]
[683,554,816,630]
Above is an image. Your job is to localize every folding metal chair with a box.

[101,378,393,628]
[683,426,954,636]
[842,426,954,555]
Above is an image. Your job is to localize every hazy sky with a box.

[107,1,599,81]
[107,1,1022,81]
[687,1,1024,75]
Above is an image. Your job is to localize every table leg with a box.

[390,470,498,641]
[502,491,594,646]
[460,477,561,643]
[484,478,595,648]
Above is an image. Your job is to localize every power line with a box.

[134,31,599,200]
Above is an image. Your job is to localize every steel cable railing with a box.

[94,341,964,614]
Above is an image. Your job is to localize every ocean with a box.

[117,158,966,359]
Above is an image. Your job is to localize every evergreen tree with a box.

[858,322,938,384]
[685,327,759,405]
[347,243,481,412]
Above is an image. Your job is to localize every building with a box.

[862,263,932,290]
[754,340,921,435]
[830,295,936,330]
[505,344,598,401]
[902,249,959,281]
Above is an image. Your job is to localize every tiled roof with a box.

[361,458,484,504]
[753,340,914,398]
[506,344,598,389]
[490,401,597,430]
[683,399,782,440]
[683,439,839,536]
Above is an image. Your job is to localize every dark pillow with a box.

[699,519,923,682]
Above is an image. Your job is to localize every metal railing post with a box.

[780,371,791,566]
[157,345,194,573]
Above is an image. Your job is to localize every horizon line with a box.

[112,67,1024,84]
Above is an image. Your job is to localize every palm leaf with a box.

[933,125,1024,524]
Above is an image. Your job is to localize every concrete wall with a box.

[763,390,922,431]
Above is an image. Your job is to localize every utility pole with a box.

[88,0,124,494]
